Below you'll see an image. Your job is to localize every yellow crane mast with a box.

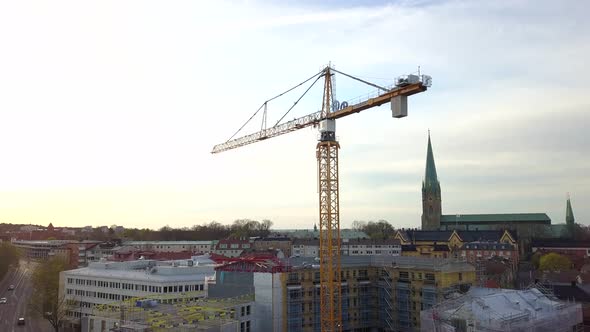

[212,66,431,332]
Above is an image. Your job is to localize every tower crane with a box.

[212,65,431,332]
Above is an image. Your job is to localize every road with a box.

[0,261,53,332]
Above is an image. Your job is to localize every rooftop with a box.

[64,258,217,283]
[441,213,551,224]
[288,255,474,272]
[421,287,582,331]
[124,241,214,245]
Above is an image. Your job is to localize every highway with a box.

[0,261,53,332]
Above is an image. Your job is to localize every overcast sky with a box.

[0,0,588,230]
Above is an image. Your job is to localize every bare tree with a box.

[29,293,77,332]
[29,257,72,332]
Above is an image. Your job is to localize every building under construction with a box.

[80,295,254,332]
[420,287,583,332]
[212,255,475,331]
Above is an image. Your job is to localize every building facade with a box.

[60,258,216,327]
[253,237,293,257]
[123,240,215,254]
[291,238,401,258]
[248,256,475,332]
[213,239,252,257]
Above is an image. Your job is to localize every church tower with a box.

[421,132,442,230]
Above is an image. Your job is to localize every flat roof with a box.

[441,213,551,224]
[287,255,474,272]
[64,265,214,283]
[124,241,214,245]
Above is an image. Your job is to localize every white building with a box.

[60,257,216,325]
[123,240,215,254]
[291,238,401,257]
[420,287,583,331]
[80,296,253,332]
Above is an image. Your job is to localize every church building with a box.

[420,133,572,253]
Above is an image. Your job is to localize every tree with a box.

[29,257,72,332]
[363,220,395,240]
[0,242,20,280]
[539,253,572,271]
[351,220,366,232]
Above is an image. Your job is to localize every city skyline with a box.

[0,0,588,229]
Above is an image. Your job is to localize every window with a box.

[458,273,463,281]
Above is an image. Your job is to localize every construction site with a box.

[81,294,254,332]
[420,286,583,332]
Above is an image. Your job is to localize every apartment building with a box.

[459,241,518,267]
[123,240,215,254]
[242,256,475,331]
[291,238,401,258]
[213,239,252,257]
[60,257,216,328]
[253,237,292,256]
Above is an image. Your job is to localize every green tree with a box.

[539,253,572,271]
[0,242,20,280]
[29,257,72,332]
[363,220,395,240]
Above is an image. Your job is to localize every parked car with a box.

[8,284,15,290]
[0,297,7,304]
[17,317,25,325]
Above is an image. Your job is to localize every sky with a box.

[0,0,588,230]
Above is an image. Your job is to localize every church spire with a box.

[566,193,575,225]
[421,132,442,230]
[423,131,440,197]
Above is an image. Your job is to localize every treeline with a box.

[120,219,273,241]
[0,242,19,280]
[351,220,396,240]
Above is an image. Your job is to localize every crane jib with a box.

[211,82,427,154]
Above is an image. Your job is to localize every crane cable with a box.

[273,74,323,127]
[226,68,326,142]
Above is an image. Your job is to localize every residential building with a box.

[60,257,216,329]
[532,238,590,259]
[253,237,292,256]
[460,241,518,268]
[213,255,474,331]
[394,229,517,258]
[420,287,583,331]
[123,240,215,254]
[12,239,78,260]
[274,229,369,240]
[291,238,401,258]
[213,239,252,258]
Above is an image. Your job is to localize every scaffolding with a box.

[420,287,583,332]
[90,294,253,332]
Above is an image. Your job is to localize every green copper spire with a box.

[566,194,575,225]
[423,131,441,197]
